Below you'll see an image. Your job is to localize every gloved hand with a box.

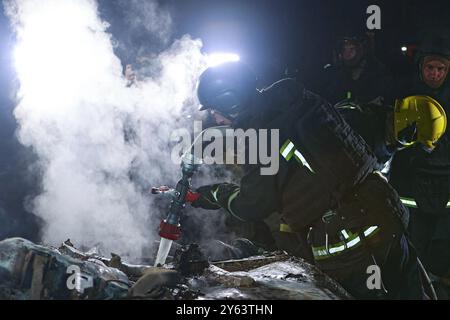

[397,121,417,145]
[190,185,222,210]
[420,144,434,154]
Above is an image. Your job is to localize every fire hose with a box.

[151,153,200,266]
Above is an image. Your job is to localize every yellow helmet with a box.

[394,95,447,151]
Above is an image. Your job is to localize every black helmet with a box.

[197,61,257,118]
[417,29,450,60]
[334,28,375,60]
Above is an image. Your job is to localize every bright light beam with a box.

[206,53,240,67]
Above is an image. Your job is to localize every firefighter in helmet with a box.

[190,61,434,299]
[316,31,394,106]
[390,30,450,297]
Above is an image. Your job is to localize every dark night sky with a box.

[0,0,450,241]
[100,0,450,83]
[2,0,450,106]
[168,0,450,80]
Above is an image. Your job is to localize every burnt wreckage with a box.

[0,237,351,300]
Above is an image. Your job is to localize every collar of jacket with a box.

[232,78,306,130]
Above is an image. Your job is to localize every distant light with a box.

[206,53,240,67]
[401,46,408,52]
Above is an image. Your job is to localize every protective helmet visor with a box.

[198,90,241,116]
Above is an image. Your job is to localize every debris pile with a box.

[0,238,351,300]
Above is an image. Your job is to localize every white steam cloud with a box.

[119,0,173,45]
[5,0,207,259]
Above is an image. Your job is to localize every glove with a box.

[190,185,222,210]
[191,183,240,210]
[397,121,417,145]
[389,121,418,152]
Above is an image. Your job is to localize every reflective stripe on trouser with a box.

[311,226,380,260]
[400,197,450,208]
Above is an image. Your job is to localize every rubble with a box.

[0,238,131,299]
[129,268,181,299]
[173,244,209,277]
[0,237,352,300]
[196,256,352,300]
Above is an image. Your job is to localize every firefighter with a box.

[316,32,394,105]
[335,95,446,172]
[190,61,429,299]
[389,31,450,297]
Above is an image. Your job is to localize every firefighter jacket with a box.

[196,78,408,266]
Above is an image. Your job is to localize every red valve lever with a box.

[185,190,201,203]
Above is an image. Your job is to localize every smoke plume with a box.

[4,0,208,260]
